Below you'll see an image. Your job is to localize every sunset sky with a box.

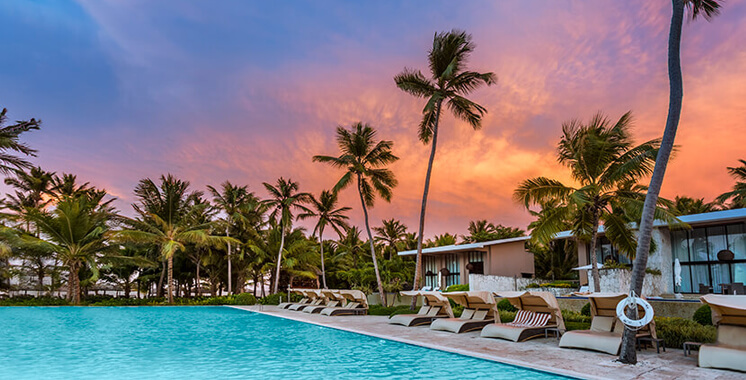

[1,1,744,239]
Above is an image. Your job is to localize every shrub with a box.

[232,293,257,305]
[258,293,285,305]
[0,296,69,306]
[562,310,591,323]
[499,310,516,323]
[655,317,716,348]
[580,302,591,316]
[497,298,517,312]
[645,268,662,275]
[444,284,469,292]
[368,304,411,317]
[525,283,540,288]
[693,305,712,326]
[566,321,591,331]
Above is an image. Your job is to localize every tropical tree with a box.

[425,233,458,248]
[373,218,408,259]
[668,195,718,215]
[117,174,233,303]
[207,181,259,294]
[716,159,746,208]
[621,0,722,364]
[0,107,40,175]
[462,220,525,243]
[394,30,495,299]
[261,177,311,294]
[514,112,674,292]
[51,173,92,198]
[4,167,56,229]
[20,193,115,304]
[313,122,399,306]
[299,190,350,288]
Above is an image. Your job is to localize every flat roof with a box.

[398,236,529,256]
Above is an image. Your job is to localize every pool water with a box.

[0,306,571,379]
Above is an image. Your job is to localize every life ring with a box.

[616,294,654,329]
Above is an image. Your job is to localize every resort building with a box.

[400,208,746,295]
[398,236,534,289]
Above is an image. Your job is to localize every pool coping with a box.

[228,305,602,380]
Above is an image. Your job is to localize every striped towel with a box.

[527,312,551,327]
[507,310,534,326]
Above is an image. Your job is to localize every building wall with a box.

[484,241,533,277]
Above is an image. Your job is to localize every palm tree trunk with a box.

[195,260,201,296]
[227,230,232,295]
[358,175,387,307]
[157,261,166,298]
[589,210,602,293]
[167,255,174,304]
[68,262,75,303]
[412,100,442,309]
[619,0,685,365]
[273,226,286,294]
[319,227,327,289]
[72,263,81,305]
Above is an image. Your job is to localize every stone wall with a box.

[469,274,574,297]
[587,268,665,296]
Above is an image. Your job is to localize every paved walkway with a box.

[231,305,741,380]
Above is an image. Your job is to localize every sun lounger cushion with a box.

[460,308,475,320]
[699,344,746,372]
[591,316,615,332]
[472,309,488,321]
[426,307,441,317]
[511,310,532,326]
[345,302,360,309]
[559,330,622,355]
[528,312,551,327]
[417,306,430,315]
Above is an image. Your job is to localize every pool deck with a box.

[231,305,742,380]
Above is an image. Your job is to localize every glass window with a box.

[691,265,710,290]
[672,229,690,262]
[732,263,746,285]
[690,228,709,262]
[707,226,728,260]
[711,263,732,293]
[727,224,746,260]
[676,264,692,293]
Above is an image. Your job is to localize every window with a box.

[423,256,437,289]
[591,236,631,265]
[671,222,746,293]
[443,254,460,288]
[467,251,484,275]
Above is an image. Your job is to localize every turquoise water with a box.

[0,306,571,379]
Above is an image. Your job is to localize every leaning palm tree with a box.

[207,181,258,294]
[514,112,673,292]
[373,218,408,259]
[261,177,312,294]
[313,122,399,306]
[0,107,40,175]
[395,30,495,298]
[298,190,350,288]
[3,166,56,233]
[620,0,722,365]
[716,159,746,208]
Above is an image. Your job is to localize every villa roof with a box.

[397,236,529,256]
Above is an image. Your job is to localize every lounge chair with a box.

[320,290,369,316]
[430,291,497,333]
[303,289,342,314]
[278,288,313,309]
[287,290,323,311]
[481,291,565,342]
[389,291,454,327]
[559,293,656,355]
[698,295,746,372]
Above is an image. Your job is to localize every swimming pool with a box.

[0,306,572,379]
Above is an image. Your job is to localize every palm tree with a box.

[0,107,40,175]
[299,190,350,288]
[514,112,674,292]
[668,195,718,215]
[621,0,722,364]
[425,233,458,248]
[716,159,746,208]
[461,220,523,243]
[117,174,233,303]
[373,218,407,259]
[21,194,114,304]
[313,122,399,306]
[51,173,91,198]
[207,181,258,294]
[261,177,311,294]
[394,30,495,298]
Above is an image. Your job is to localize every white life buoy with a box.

[616,294,654,329]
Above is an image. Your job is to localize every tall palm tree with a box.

[373,218,407,259]
[394,30,495,298]
[261,177,311,294]
[298,190,350,288]
[621,0,722,364]
[207,181,258,294]
[716,159,746,208]
[668,195,718,215]
[0,107,40,175]
[514,112,674,292]
[117,174,233,303]
[3,167,56,232]
[313,122,399,306]
[21,194,114,304]
[51,173,91,198]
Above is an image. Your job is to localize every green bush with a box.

[444,284,469,292]
[580,302,591,316]
[693,305,713,326]
[232,293,257,305]
[258,292,300,305]
[655,317,716,348]
[566,321,591,331]
[525,281,573,289]
[562,310,591,323]
[0,296,70,306]
[499,310,516,322]
[497,298,517,312]
[368,304,411,317]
